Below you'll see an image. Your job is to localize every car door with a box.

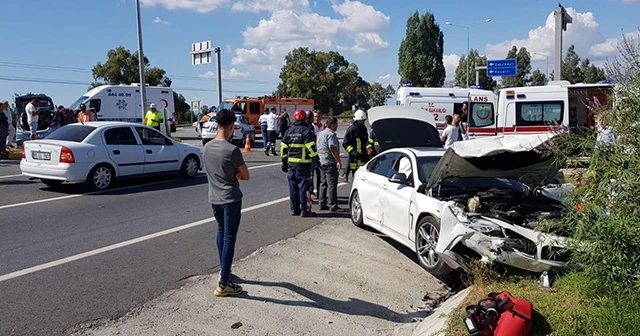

[357,153,399,228]
[103,126,145,176]
[380,154,416,240]
[134,127,180,173]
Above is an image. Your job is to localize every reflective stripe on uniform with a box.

[356,138,362,153]
[346,145,354,153]
[280,142,289,158]
[289,157,313,164]
[305,141,318,158]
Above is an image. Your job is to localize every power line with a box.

[0,61,279,85]
[0,76,274,95]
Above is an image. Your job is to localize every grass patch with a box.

[444,270,640,336]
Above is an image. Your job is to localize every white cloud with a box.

[199,68,251,79]
[140,0,230,13]
[443,53,461,80]
[232,0,310,13]
[484,8,609,62]
[153,17,169,25]
[231,1,390,73]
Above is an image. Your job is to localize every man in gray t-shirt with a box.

[316,116,343,211]
[203,109,250,297]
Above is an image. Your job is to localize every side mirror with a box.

[389,173,408,185]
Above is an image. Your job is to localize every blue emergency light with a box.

[402,81,413,87]
[449,93,455,97]
[600,79,612,84]
[409,92,420,96]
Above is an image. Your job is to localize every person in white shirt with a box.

[1,101,15,147]
[258,109,270,154]
[265,107,280,155]
[25,98,39,140]
[441,115,459,149]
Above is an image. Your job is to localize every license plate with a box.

[32,151,51,161]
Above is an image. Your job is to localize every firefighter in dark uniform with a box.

[366,129,381,159]
[281,109,319,217]
[342,109,369,182]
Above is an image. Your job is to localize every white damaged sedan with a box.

[349,106,570,278]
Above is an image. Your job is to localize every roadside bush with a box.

[542,31,640,296]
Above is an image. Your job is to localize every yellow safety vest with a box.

[144,110,163,127]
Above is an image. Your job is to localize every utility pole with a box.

[554,4,572,81]
[445,18,492,88]
[214,47,222,105]
[135,0,147,122]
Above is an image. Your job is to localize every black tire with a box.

[41,179,63,188]
[415,216,454,276]
[180,155,199,179]
[349,190,365,227]
[85,164,115,190]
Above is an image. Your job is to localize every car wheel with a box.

[180,155,199,178]
[41,179,63,188]
[86,164,114,190]
[350,190,365,227]
[415,216,453,276]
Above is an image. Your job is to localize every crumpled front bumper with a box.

[436,204,569,273]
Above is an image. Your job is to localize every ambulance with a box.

[68,84,176,132]
[395,87,496,131]
[210,95,314,133]
[477,80,612,137]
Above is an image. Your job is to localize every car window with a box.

[249,102,261,115]
[516,101,564,126]
[392,155,414,185]
[416,156,442,183]
[46,125,96,142]
[135,127,173,146]
[368,153,399,178]
[104,127,138,145]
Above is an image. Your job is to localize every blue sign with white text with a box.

[487,59,517,77]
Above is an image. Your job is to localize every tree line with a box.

[91,10,609,118]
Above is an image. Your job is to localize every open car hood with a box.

[427,134,561,188]
[368,106,442,151]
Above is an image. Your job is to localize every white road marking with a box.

[0,174,24,179]
[0,162,281,211]
[0,182,348,282]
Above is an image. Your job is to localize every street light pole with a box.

[445,19,492,88]
[134,0,147,122]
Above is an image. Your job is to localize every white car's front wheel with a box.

[415,217,453,276]
[350,190,364,227]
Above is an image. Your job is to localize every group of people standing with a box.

[440,102,470,148]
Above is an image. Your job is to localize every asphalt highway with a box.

[0,124,354,335]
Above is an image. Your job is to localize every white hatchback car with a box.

[20,122,203,190]
[349,106,570,278]
[200,113,255,146]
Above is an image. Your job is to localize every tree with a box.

[92,46,171,88]
[398,11,446,87]
[453,49,497,90]
[580,58,606,83]
[368,83,395,107]
[173,92,190,123]
[530,69,547,86]
[561,45,583,84]
[501,46,532,87]
[276,47,368,114]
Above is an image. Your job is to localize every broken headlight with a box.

[466,218,503,236]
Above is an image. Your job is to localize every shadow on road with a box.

[0,179,38,186]
[237,279,431,323]
[38,174,208,196]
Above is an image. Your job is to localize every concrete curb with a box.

[411,287,471,336]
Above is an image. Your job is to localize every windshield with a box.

[216,101,234,111]
[46,125,96,142]
[69,96,88,111]
[417,156,442,183]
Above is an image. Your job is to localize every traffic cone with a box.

[243,134,252,152]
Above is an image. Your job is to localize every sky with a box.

[1,0,639,108]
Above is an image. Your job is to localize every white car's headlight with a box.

[467,218,503,236]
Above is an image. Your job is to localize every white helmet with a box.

[150,103,157,109]
[353,109,366,121]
